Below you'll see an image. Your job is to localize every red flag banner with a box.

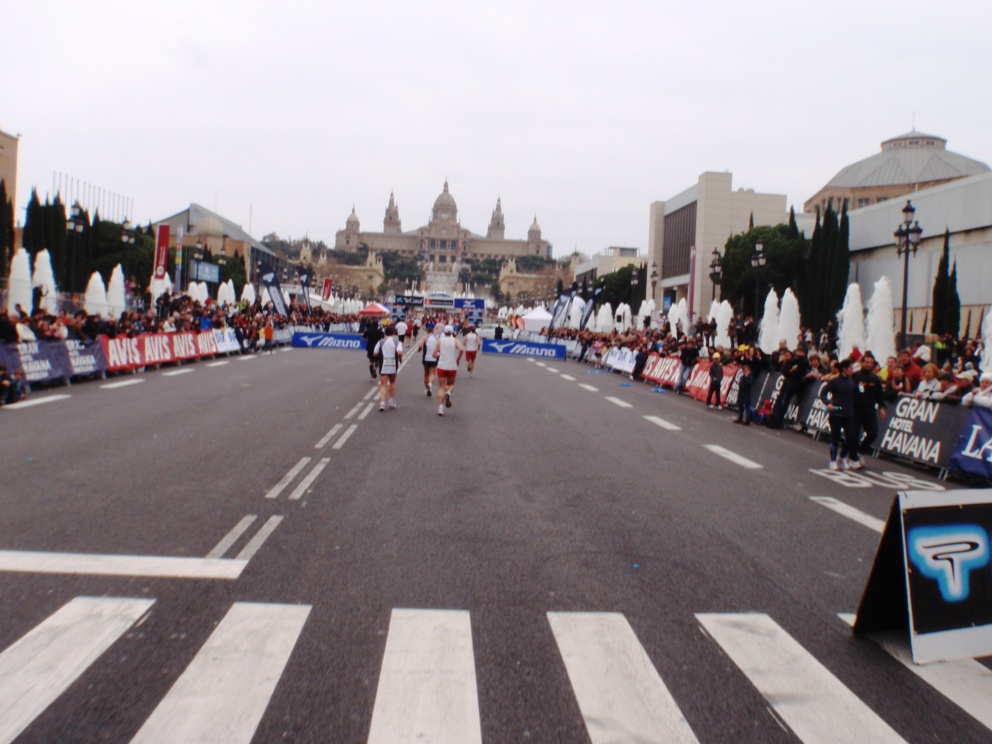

[153,225,170,281]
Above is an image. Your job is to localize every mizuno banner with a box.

[482,338,565,359]
[292,332,366,350]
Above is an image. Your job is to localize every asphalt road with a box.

[1,345,989,743]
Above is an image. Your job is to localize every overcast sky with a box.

[3,1,991,257]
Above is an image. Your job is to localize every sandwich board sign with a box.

[853,489,992,663]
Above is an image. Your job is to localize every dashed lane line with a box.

[703,444,763,470]
[288,459,330,500]
[546,367,559,374]
[206,515,258,559]
[809,497,885,532]
[265,457,312,500]
[643,415,681,431]
[344,402,364,419]
[162,369,194,377]
[237,355,259,362]
[579,384,599,392]
[100,379,145,390]
[333,424,358,450]
[315,424,343,449]
[2,395,71,409]
[234,516,283,561]
[560,374,576,381]
[605,396,633,409]
[206,360,230,367]
[358,402,376,419]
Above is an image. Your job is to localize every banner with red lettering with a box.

[153,225,170,282]
[685,361,739,404]
[643,354,681,386]
[100,332,220,372]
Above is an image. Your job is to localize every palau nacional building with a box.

[331,181,551,294]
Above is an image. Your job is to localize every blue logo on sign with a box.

[907,525,989,602]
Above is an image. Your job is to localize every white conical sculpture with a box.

[865,276,896,363]
[6,248,33,314]
[241,283,256,305]
[758,289,781,354]
[714,300,733,348]
[837,283,866,360]
[84,273,110,317]
[107,265,126,318]
[31,249,59,314]
[776,289,802,351]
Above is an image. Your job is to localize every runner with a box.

[463,325,480,376]
[374,325,403,411]
[433,324,463,416]
[395,318,408,344]
[363,320,385,380]
[416,321,439,397]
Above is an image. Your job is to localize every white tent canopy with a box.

[521,306,553,332]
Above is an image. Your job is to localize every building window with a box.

[858,198,870,207]
[662,201,697,278]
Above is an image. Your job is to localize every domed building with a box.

[334,181,551,279]
[805,131,990,213]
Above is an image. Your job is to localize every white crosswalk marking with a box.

[0,597,154,744]
[697,612,906,743]
[548,612,699,743]
[839,614,992,732]
[131,602,310,744]
[368,609,482,744]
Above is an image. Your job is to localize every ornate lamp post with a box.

[120,219,135,305]
[650,261,659,301]
[630,267,639,309]
[708,248,722,301]
[894,200,923,347]
[750,239,766,318]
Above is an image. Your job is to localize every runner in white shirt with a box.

[373,325,403,411]
[463,326,480,376]
[433,325,464,416]
[415,321,439,397]
[395,319,408,344]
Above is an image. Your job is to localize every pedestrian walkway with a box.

[2,599,990,742]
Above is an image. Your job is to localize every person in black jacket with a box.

[363,321,385,380]
[820,358,863,471]
[674,338,699,394]
[768,345,810,428]
[853,355,887,454]
[732,363,755,425]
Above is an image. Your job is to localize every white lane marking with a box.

[358,402,376,419]
[546,367,560,374]
[368,609,482,744]
[1,394,71,409]
[206,360,230,367]
[265,457,312,499]
[100,379,145,389]
[838,614,992,732]
[697,613,906,744]
[364,387,377,400]
[579,384,599,392]
[535,362,547,367]
[810,497,885,533]
[288,459,330,500]
[237,355,258,361]
[561,374,576,381]
[549,612,699,743]
[0,550,246,579]
[162,369,194,377]
[0,597,155,743]
[235,516,283,561]
[315,424,343,449]
[644,415,682,431]
[344,402,364,419]
[703,444,762,470]
[207,515,258,559]
[333,424,358,450]
[605,396,633,409]
[131,602,311,744]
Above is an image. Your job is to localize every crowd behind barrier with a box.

[6,296,992,482]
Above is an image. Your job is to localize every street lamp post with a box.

[894,200,923,348]
[66,202,85,301]
[708,248,722,301]
[120,219,135,306]
[630,267,639,310]
[650,261,658,302]
[751,239,766,318]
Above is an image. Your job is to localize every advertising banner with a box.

[100,332,214,371]
[322,278,334,302]
[66,338,108,377]
[259,269,290,317]
[876,397,970,469]
[213,328,242,354]
[153,225,170,284]
[481,338,565,359]
[855,489,992,663]
[643,355,681,387]
[948,408,992,479]
[0,341,73,383]
[606,346,636,374]
[292,332,366,350]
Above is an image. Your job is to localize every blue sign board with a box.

[481,338,565,359]
[292,332,366,350]
[190,260,221,284]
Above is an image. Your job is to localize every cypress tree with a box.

[748,212,754,230]
[930,228,951,335]
[945,262,961,339]
[786,206,799,240]
[50,194,67,290]
[807,209,823,330]
[830,199,851,320]
[22,189,42,257]
[0,180,11,278]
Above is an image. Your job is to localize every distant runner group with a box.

[364,321,480,417]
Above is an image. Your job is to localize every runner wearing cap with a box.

[433,324,464,416]
[463,326,480,376]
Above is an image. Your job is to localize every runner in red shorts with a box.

[463,326,480,376]
[433,325,464,416]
